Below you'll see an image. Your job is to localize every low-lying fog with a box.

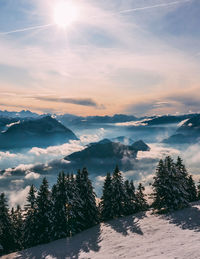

[1,122,200,208]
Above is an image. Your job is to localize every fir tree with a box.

[0,193,15,254]
[23,185,38,248]
[124,180,137,215]
[111,165,126,217]
[100,173,114,220]
[152,156,189,212]
[51,172,68,240]
[175,157,190,202]
[76,168,99,229]
[136,183,148,211]
[36,178,52,244]
[187,175,197,202]
[197,180,200,200]
[11,205,24,250]
[67,174,84,235]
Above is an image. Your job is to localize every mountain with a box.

[0,109,39,118]
[111,136,134,145]
[57,114,138,129]
[1,139,150,178]
[3,203,200,259]
[63,139,150,174]
[131,140,150,151]
[0,116,78,150]
[163,114,200,144]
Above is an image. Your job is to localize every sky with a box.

[0,0,200,116]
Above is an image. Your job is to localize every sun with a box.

[54,1,79,28]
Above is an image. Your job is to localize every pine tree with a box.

[11,205,24,250]
[100,173,114,220]
[36,178,52,244]
[124,180,137,215]
[111,165,126,217]
[187,175,197,202]
[152,156,189,212]
[175,157,190,202]
[197,180,200,200]
[51,172,68,240]
[76,168,99,230]
[0,193,16,254]
[67,174,84,235]
[24,185,38,248]
[136,183,148,211]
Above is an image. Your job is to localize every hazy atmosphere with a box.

[1,1,200,258]
[1,0,200,115]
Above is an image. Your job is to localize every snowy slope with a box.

[2,202,200,259]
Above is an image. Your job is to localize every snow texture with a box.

[2,202,200,259]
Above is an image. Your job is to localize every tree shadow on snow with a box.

[15,224,101,259]
[105,211,146,236]
[163,203,200,232]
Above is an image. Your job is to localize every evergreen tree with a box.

[24,185,38,248]
[100,173,114,220]
[111,165,126,217]
[0,193,15,254]
[175,157,190,202]
[36,178,52,244]
[76,168,99,229]
[197,180,200,200]
[124,180,137,215]
[152,156,189,212]
[11,205,24,250]
[187,175,197,202]
[136,183,148,211]
[67,174,84,235]
[51,172,68,240]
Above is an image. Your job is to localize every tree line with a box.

[1,156,200,255]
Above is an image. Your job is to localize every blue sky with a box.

[0,0,199,116]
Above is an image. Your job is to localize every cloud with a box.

[32,96,104,108]
[79,128,106,144]
[8,186,30,208]
[0,0,199,115]
[25,171,40,180]
[126,90,200,116]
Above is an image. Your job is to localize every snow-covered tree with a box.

[136,183,148,211]
[51,172,68,240]
[24,185,38,248]
[36,178,52,244]
[111,165,126,217]
[100,173,114,220]
[187,175,197,202]
[197,180,200,200]
[11,205,24,250]
[0,193,15,254]
[124,180,137,215]
[152,156,189,212]
[76,168,99,229]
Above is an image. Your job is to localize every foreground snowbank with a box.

[2,202,200,259]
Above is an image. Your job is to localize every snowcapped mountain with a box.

[163,114,200,144]
[0,109,39,118]
[3,202,200,259]
[0,116,78,150]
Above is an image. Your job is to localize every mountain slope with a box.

[3,202,200,259]
[163,114,200,144]
[0,116,78,150]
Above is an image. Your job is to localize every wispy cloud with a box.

[32,96,104,108]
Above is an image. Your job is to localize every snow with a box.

[177,119,189,127]
[115,118,153,127]
[6,121,20,128]
[3,202,200,259]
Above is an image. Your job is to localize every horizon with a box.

[0,0,200,116]
[0,108,200,118]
